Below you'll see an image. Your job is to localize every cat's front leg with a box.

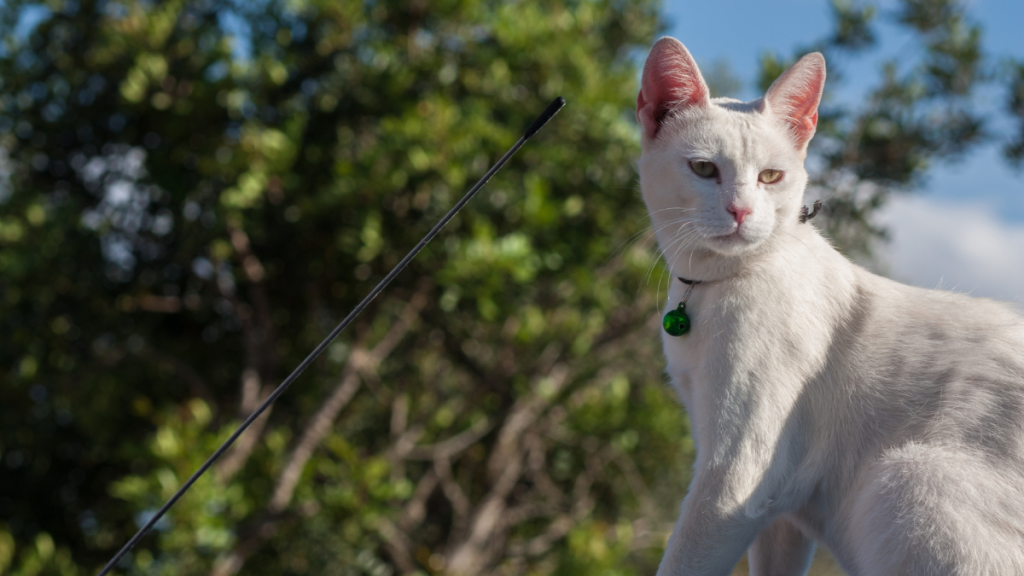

[655,470,770,576]
[747,517,815,576]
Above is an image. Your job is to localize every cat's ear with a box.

[637,37,710,139]
[764,52,826,150]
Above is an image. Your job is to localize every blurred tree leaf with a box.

[1004,60,1024,167]
[0,1,687,575]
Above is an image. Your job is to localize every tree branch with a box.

[434,456,471,541]
[213,226,278,483]
[210,288,428,576]
[215,368,270,481]
[442,359,572,575]
[402,418,493,461]
[376,517,419,575]
[506,444,609,559]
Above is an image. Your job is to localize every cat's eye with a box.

[689,160,718,179]
[758,169,784,184]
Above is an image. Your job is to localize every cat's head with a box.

[637,37,825,279]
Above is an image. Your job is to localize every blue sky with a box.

[663,0,1024,302]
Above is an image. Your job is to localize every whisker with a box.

[641,222,698,295]
[603,215,699,268]
[640,225,691,295]
[657,227,702,303]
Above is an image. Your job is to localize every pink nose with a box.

[728,204,752,225]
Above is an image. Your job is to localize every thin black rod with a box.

[96,96,565,576]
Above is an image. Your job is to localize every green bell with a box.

[662,302,691,336]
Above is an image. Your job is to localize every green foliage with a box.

[701,60,742,99]
[0,0,686,574]
[828,0,875,51]
[0,526,82,576]
[1005,61,1024,167]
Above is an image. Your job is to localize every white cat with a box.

[638,37,1024,576]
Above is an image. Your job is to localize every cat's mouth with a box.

[707,229,757,252]
[710,230,747,244]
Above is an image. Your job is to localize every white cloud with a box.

[874,195,1024,304]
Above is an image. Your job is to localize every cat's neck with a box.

[668,221,830,285]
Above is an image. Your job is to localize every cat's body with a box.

[638,38,1024,576]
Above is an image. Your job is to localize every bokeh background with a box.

[0,1,1021,575]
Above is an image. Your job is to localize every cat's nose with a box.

[727,204,752,225]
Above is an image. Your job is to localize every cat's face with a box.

[637,38,825,270]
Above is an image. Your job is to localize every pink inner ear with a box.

[764,53,826,150]
[637,38,709,139]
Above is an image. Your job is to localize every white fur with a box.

[640,38,1024,576]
